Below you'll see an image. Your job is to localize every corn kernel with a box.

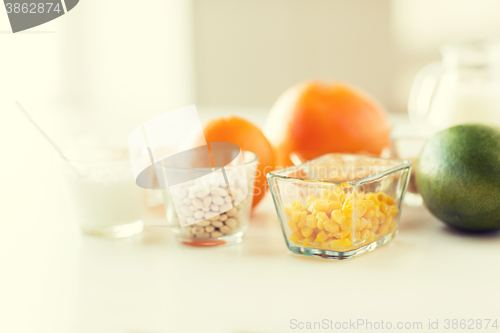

[306,216,318,228]
[356,217,368,231]
[284,204,293,217]
[368,231,376,242]
[337,229,350,239]
[301,227,314,237]
[306,195,319,204]
[291,210,302,223]
[361,229,370,241]
[297,219,305,228]
[291,231,305,241]
[311,209,320,217]
[363,200,375,208]
[355,202,368,217]
[327,201,342,212]
[332,210,343,223]
[288,219,299,233]
[364,209,375,218]
[389,206,399,217]
[324,220,340,233]
[330,238,352,248]
[305,232,317,243]
[342,204,354,216]
[292,200,303,210]
[385,195,395,205]
[377,192,387,202]
[377,224,389,236]
[314,200,329,212]
[317,219,325,230]
[316,231,329,243]
[316,211,328,222]
[299,211,307,223]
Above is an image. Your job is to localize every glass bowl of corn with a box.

[267,153,412,260]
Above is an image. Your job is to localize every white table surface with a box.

[2,107,500,333]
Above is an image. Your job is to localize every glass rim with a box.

[159,150,259,171]
[267,153,412,186]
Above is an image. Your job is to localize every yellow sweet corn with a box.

[316,211,328,222]
[286,188,399,251]
[323,220,340,233]
[301,227,314,237]
[291,210,302,223]
[314,200,329,212]
[306,216,318,228]
[316,231,329,243]
[288,219,299,233]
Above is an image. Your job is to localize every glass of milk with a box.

[409,38,500,136]
[61,147,144,238]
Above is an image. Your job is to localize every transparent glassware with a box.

[409,38,500,137]
[61,151,144,238]
[160,151,258,247]
[267,154,412,260]
[390,136,427,206]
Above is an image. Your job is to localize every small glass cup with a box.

[390,136,427,206]
[61,149,144,238]
[160,151,258,247]
[267,153,412,260]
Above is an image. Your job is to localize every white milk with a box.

[62,148,143,236]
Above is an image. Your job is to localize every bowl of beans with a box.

[267,153,412,260]
[162,151,258,246]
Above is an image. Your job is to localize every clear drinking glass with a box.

[160,151,258,247]
[267,153,411,260]
[61,150,144,238]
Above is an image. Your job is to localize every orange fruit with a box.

[264,81,391,167]
[203,116,275,208]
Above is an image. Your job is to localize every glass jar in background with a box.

[390,136,427,206]
[409,38,500,137]
[61,148,144,238]
[160,151,258,247]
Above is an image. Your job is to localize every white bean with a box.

[212,221,223,228]
[219,203,233,213]
[211,231,223,238]
[182,197,192,205]
[220,226,231,234]
[196,220,210,227]
[226,218,238,229]
[210,187,222,197]
[219,188,229,197]
[212,196,224,205]
[219,214,228,221]
[190,184,203,193]
[192,198,203,209]
[205,226,215,233]
[224,196,232,203]
[186,217,195,225]
[188,192,197,199]
[209,215,220,221]
[197,189,210,198]
[227,208,238,217]
[195,232,210,238]
[202,206,210,212]
[181,206,194,217]
[189,205,197,211]
[203,196,212,207]
[192,226,204,234]
[210,204,220,212]
[193,210,205,219]
[204,211,218,219]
